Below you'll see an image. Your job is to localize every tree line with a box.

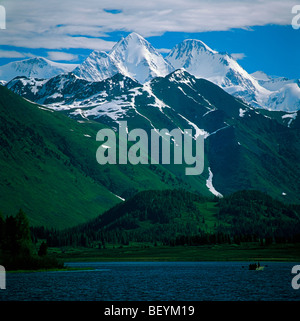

[0,209,63,270]
[31,189,300,248]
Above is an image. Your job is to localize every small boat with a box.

[249,263,264,270]
[255,266,264,271]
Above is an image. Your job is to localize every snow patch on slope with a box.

[206,167,223,198]
[178,113,209,139]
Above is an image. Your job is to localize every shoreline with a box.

[6,243,299,272]
[6,267,93,273]
[52,243,300,263]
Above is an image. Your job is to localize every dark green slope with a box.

[148,72,300,203]
[43,189,300,247]
[216,109,300,202]
[0,86,190,228]
[0,86,120,227]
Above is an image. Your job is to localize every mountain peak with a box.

[10,56,50,67]
[74,31,173,84]
[110,32,153,57]
[26,56,47,63]
[166,39,221,79]
[111,32,149,51]
[167,68,193,80]
[181,39,217,54]
[126,32,146,41]
[0,56,77,81]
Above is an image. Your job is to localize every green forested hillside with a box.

[2,70,300,231]
[0,86,196,228]
[37,189,300,247]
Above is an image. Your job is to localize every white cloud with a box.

[0,50,25,58]
[157,48,172,54]
[0,0,296,50]
[0,50,35,58]
[231,53,246,60]
[47,51,78,61]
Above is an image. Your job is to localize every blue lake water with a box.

[0,261,299,301]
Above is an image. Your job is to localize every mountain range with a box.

[1,32,299,112]
[4,68,300,202]
[1,32,300,228]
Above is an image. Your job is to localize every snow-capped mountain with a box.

[72,51,120,82]
[251,71,300,91]
[0,57,78,82]
[2,33,299,112]
[251,71,300,111]
[73,32,174,84]
[166,39,271,109]
[266,83,300,112]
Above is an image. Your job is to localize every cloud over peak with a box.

[1,0,296,51]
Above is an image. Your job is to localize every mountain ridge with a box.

[1,32,299,111]
[0,57,78,82]
[6,68,300,204]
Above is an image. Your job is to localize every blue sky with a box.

[0,0,299,79]
[151,25,300,78]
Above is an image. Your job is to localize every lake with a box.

[0,261,299,301]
